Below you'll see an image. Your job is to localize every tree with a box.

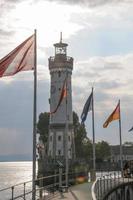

[37,111,90,159]
[82,137,93,161]
[124,142,133,146]
[37,112,49,144]
[37,111,112,166]
[73,112,86,157]
[96,141,111,162]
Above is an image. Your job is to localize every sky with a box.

[0,0,133,158]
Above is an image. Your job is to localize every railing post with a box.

[11,186,14,200]
[118,171,120,184]
[114,172,116,187]
[39,176,43,199]
[54,170,57,192]
[59,167,62,191]
[24,183,26,200]
[100,177,102,199]
[123,172,125,183]
[97,179,100,199]
[110,174,112,189]
[103,176,106,195]
[106,174,109,192]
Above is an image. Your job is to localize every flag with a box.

[0,34,35,77]
[103,102,120,128]
[81,92,92,123]
[50,78,67,114]
[128,126,133,132]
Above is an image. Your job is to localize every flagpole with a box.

[65,70,69,189]
[92,87,96,179]
[32,29,37,200]
[118,99,123,175]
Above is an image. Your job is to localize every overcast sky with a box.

[0,0,133,157]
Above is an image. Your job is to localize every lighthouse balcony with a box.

[49,56,73,70]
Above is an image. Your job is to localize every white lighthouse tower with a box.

[48,35,74,164]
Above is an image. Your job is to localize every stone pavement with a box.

[51,182,93,200]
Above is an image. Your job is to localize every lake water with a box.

[0,162,120,199]
[0,162,33,200]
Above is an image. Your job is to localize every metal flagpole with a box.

[118,99,123,175]
[92,87,96,179]
[65,70,69,189]
[32,29,37,200]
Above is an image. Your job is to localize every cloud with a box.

[0,128,31,155]
[0,29,15,37]
[72,51,133,144]
[0,74,50,156]
[0,0,133,151]
[73,53,133,112]
[0,0,24,18]
[49,0,133,7]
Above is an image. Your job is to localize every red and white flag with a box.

[50,78,67,114]
[0,34,35,77]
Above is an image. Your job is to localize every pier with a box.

[39,182,92,200]
[0,171,133,199]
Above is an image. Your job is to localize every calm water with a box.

[0,162,120,199]
[0,162,33,199]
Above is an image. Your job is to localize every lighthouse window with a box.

[58,71,61,77]
[58,149,61,155]
[48,98,50,104]
[69,149,71,157]
[68,136,71,141]
[50,136,52,142]
[58,135,61,141]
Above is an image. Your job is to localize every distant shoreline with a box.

[0,160,32,162]
[0,154,32,162]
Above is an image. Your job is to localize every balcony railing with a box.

[49,56,73,70]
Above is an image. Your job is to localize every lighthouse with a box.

[48,34,74,165]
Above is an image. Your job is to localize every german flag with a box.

[103,102,120,128]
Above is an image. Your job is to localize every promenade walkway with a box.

[42,182,93,200]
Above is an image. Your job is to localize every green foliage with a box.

[82,138,93,160]
[124,141,133,146]
[73,111,92,159]
[37,112,49,144]
[37,111,111,162]
[96,141,111,162]
[37,111,90,159]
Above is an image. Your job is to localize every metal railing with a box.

[92,171,133,200]
[0,171,85,200]
[0,174,61,200]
